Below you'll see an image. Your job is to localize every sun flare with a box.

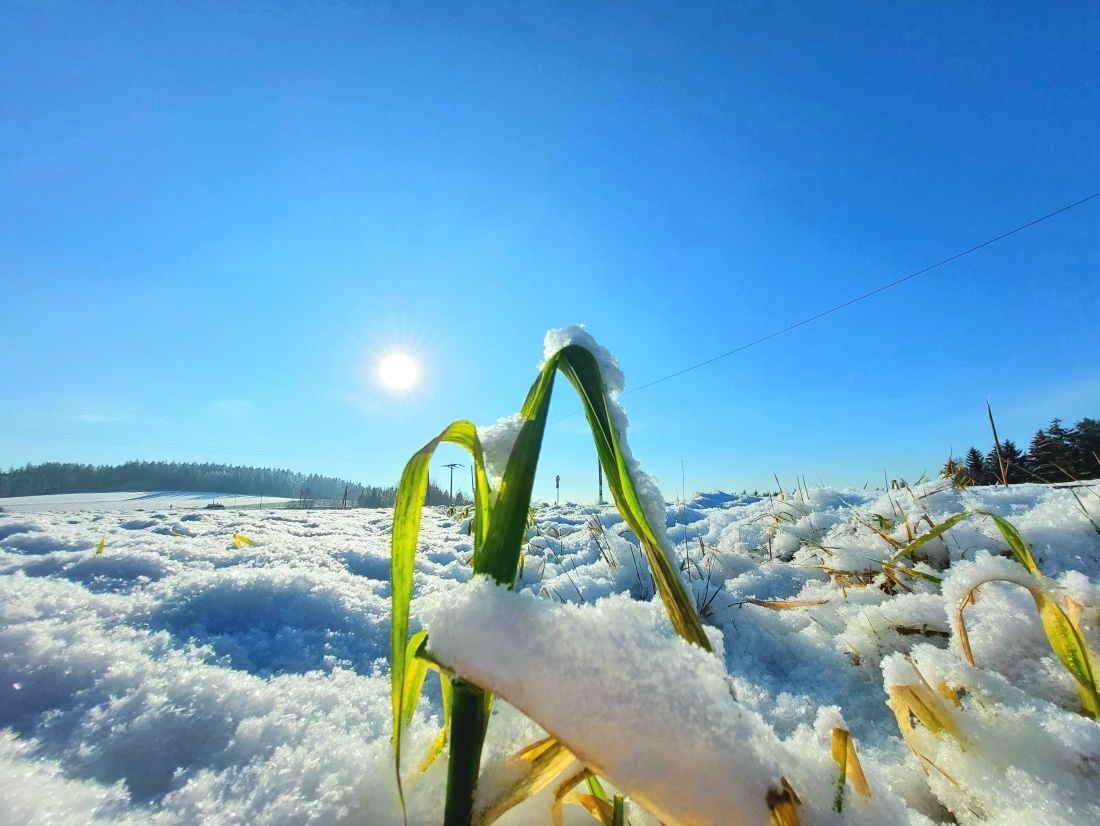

[378,352,419,390]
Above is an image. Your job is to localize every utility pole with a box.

[598,460,604,505]
[441,463,463,506]
[555,475,560,506]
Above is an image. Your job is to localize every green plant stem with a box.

[444,679,490,826]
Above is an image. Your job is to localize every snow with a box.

[475,414,527,489]
[1,478,1098,824]
[418,577,786,826]
[0,491,295,513]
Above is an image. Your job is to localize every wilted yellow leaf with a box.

[744,598,829,610]
[474,736,576,826]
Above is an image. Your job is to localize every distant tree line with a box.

[0,460,468,508]
[943,417,1100,486]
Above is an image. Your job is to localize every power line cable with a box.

[553,190,1099,422]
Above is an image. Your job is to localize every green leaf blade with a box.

[390,420,492,823]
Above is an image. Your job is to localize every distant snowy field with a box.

[2,483,1099,824]
[0,491,296,512]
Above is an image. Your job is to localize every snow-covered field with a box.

[0,491,295,513]
[2,482,1099,824]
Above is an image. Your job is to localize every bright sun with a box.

[378,352,419,390]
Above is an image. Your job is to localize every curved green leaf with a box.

[888,511,969,565]
[553,345,710,650]
[391,420,490,823]
[391,341,714,825]
[977,511,1039,574]
[958,576,1100,719]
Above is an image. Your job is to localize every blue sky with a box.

[2,1,1098,501]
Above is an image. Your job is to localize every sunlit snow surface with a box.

[2,484,1099,824]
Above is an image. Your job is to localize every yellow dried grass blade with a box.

[1065,596,1085,631]
[94,536,106,555]
[845,738,870,799]
[831,728,848,812]
[744,598,830,610]
[550,767,595,826]
[766,778,802,826]
[858,517,905,550]
[233,533,252,548]
[474,736,576,826]
[936,682,961,707]
[831,727,870,813]
[805,541,834,557]
[888,684,963,741]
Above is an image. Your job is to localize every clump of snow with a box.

[417,576,786,825]
[540,324,625,396]
[475,413,527,489]
[0,730,132,824]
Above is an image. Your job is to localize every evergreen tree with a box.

[983,447,1002,485]
[1028,420,1075,482]
[964,447,985,486]
[983,440,1027,485]
[0,461,405,504]
[1069,418,1100,479]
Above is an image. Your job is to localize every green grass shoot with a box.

[389,344,710,825]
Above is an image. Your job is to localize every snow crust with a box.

[2,478,1099,824]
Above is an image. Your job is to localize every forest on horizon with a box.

[0,460,465,507]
